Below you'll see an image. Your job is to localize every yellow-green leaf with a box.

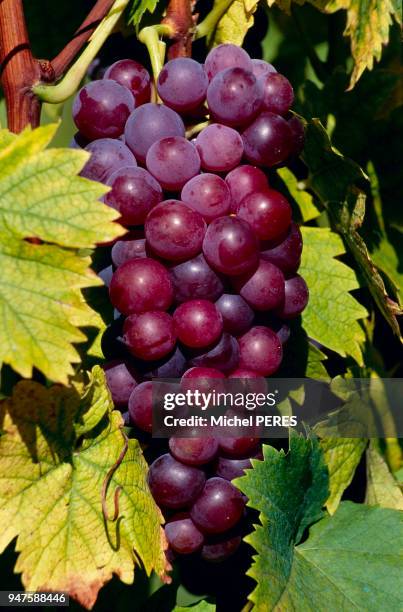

[365,441,403,510]
[277,166,321,222]
[300,226,368,364]
[0,366,168,610]
[0,124,125,383]
[212,0,260,46]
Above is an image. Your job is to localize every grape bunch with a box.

[72,43,308,562]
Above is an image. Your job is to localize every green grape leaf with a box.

[0,124,124,383]
[299,226,368,364]
[365,441,403,510]
[127,0,160,25]
[302,116,402,341]
[212,0,260,46]
[320,438,367,514]
[277,166,321,222]
[0,366,168,610]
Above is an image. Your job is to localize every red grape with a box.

[104,59,151,105]
[148,454,206,509]
[173,299,223,348]
[187,333,240,373]
[103,360,139,407]
[207,67,262,127]
[238,326,283,375]
[146,137,201,191]
[260,222,303,274]
[232,260,285,311]
[128,381,153,433]
[215,294,254,336]
[236,189,292,241]
[275,275,309,319]
[242,111,293,167]
[225,165,269,213]
[203,217,259,276]
[169,438,219,466]
[81,138,136,183]
[195,124,244,172]
[165,516,204,554]
[190,477,245,534]
[181,174,231,223]
[157,58,208,112]
[105,166,162,226]
[259,73,294,116]
[170,254,224,303]
[204,44,252,80]
[123,311,176,360]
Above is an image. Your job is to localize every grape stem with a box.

[162,0,195,59]
[186,120,211,139]
[195,0,236,40]
[32,0,130,104]
[138,24,172,88]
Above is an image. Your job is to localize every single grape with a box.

[207,67,262,127]
[275,275,309,319]
[80,138,136,183]
[215,456,254,481]
[287,114,305,156]
[236,189,292,242]
[170,254,224,303]
[195,124,243,172]
[238,326,283,375]
[190,477,245,534]
[148,453,206,509]
[169,438,219,466]
[124,103,185,163]
[259,73,294,116]
[218,437,259,458]
[173,299,223,349]
[140,346,187,379]
[128,381,153,433]
[111,233,147,268]
[203,216,259,276]
[276,323,291,344]
[145,201,206,262]
[260,222,302,274]
[72,80,134,140]
[204,44,252,80]
[181,174,231,223]
[181,366,226,394]
[105,166,162,227]
[215,294,254,336]
[232,260,285,311]
[146,137,201,191]
[187,333,240,373]
[201,532,242,562]
[225,165,269,213]
[251,58,277,78]
[242,111,293,167]
[104,59,151,105]
[109,258,173,315]
[157,58,208,112]
[123,311,176,360]
[103,360,139,407]
[165,516,204,554]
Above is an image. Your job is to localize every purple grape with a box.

[173,299,223,348]
[215,294,254,336]
[140,346,187,379]
[232,260,285,311]
[109,258,173,315]
[111,234,147,268]
[260,222,303,274]
[201,532,242,562]
[276,323,291,344]
[207,67,262,127]
[98,265,113,287]
[204,44,252,80]
[128,381,153,433]
[287,114,305,156]
[80,138,136,183]
[275,275,309,319]
[72,80,134,140]
[146,137,201,191]
[187,333,240,373]
[236,189,292,241]
[218,437,259,458]
[238,326,282,375]
[225,165,269,213]
[104,59,151,105]
[157,58,208,112]
[170,254,224,303]
[259,73,294,116]
[181,367,226,394]
[203,216,259,276]
[105,166,162,226]
[145,201,206,262]
[103,360,139,407]
[165,516,204,554]
[251,59,277,78]
[242,111,293,167]
[169,438,219,466]
[181,174,231,223]
[190,477,245,534]
[148,453,206,509]
[195,124,244,172]
[124,103,185,163]
[123,311,176,360]
[215,456,254,481]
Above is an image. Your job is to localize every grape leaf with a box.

[0,366,168,610]
[127,0,160,25]
[365,441,403,510]
[320,437,367,514]
[212,0,260,46]
[277,166,321,222]
[0,124,124,383]
[302,118,402,340]
[299,226,368,364]
[236,437,403,610]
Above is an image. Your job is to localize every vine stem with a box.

[138,24,172,85]
[162,0,195,59]
[0,0,41,132]
[33,0,130,104]
[195,0,236,40]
